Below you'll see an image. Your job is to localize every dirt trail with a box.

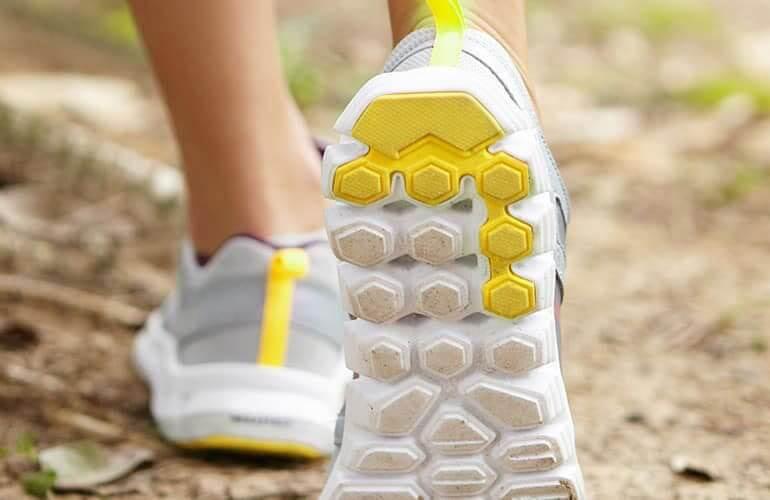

[0,1,769,498]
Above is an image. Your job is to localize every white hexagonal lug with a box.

[367,338,411,381]
[352,276,405,323]
[407,219,461,265]
[332,221,393,267]
[416,273,469,319]
[419,333,472,379]
[484,331,542,375]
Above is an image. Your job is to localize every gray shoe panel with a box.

[161,237,345,377]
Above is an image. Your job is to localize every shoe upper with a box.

[159,235,346,378]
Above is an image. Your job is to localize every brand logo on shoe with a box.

[229,414,292,427]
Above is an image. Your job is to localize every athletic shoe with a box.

[134,235,349,458]
[319,28,585,498]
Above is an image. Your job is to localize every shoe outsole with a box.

[320,70,585,499]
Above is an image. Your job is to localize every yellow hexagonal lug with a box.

[483,274,536,319]
[406,162,459,206]
[332,159,391,205]
[481,217,533,261]
[478,157,529,204]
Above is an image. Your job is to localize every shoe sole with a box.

[320,67,585,499]
[134,314,343,459]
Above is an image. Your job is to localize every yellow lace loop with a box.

[426,0,466,66]
[258,248,309,366]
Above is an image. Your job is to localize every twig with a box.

[0,274,146,326]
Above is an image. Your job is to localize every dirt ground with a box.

[0,1,769,499]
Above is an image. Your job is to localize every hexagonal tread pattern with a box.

[483,274,537,319]
[333,160,390,206]
[429,461,497,497]
[408,220,461,265]
[375,384,437,435]
[425,411,495,454]
[464,381,546,429]
[496,438,563,472]
[487,333,542,375]
[481,162,528,203]
[352,278,404,323]
[351,445,424,473]
[483,218,533,261]
[409,163,456,204]
[368,339,410,381]
[321,91,584,500]
[417,275,469,318]
[330,92,536,321]
[420,335,472,379]
[332,222,392,266]
[496,481,576,500]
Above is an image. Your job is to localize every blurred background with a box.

[0,0,768,498]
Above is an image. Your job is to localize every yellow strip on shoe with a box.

[258,249,309,366]
[425,0,466,66]
[180,436,323,459]
[332,92,536,320]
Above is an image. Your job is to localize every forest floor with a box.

[0,1,769,498]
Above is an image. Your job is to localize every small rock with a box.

[624,411,647,425]
[0,319,39,351]
[670,454,720,482]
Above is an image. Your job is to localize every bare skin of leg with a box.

[388,0,528,73]
[129,1,324,256]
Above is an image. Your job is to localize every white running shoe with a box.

[134,235,349,458]
[319,28,586,498]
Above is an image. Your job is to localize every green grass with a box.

[636,1,718,39]
[15,431,38,458]
[98,4,139,49]
[1,0,141,56]
[678,75,770,114]
[21,470,56,498]
[705,165,770,206]
[279,23,324,109]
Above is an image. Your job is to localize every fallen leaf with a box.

[38,441,154,491]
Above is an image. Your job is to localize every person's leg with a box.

[388,0,528,71]
[129,0,324,256]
